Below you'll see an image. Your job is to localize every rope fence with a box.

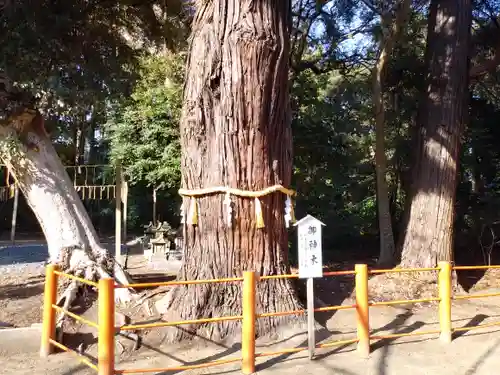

[0,164,119,201]
[40,261,500,375]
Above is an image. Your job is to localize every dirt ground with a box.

[2,241,500,329]
[3,241,500,374]
[2,298,500,375]
[0,240,179,328]
[0,270,45,328]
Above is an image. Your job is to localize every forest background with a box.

[2,0,500,271]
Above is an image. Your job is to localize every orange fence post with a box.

[98,278,115,375]
[355,264,370,357]
[40,264,58,357]
[242,271,257,375]
[438,261,452,343]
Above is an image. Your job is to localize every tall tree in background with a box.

[370,0,411,266]
[162,0,301,341]
[399,0,472,267]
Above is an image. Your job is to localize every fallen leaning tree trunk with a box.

[0,108,135,313]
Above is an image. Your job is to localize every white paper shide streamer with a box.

[284,195,292,228]
[223,191,233,227]
[180,200,186,224]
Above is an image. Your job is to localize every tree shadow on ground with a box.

[372,314,492,375]
[61,330,145,365]
[0,280,44,300]
[454,242,488,292]
[60,364,92,375]
[453,236,500,292]
[456,268,487,292]
[54,331,97,363]
[257,312,496,373]
[453,314,489,340]
[257,310,421,371]
[155,327,242,375]
[255,326,354,348]
[463,336,500,375]
[156,343,241,375]
[372,311,424,375]
[87,313,498,374]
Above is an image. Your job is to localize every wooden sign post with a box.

[115,164,123,265]
[294,214,325,360]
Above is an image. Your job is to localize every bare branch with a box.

[359,0,383,15]
[469,13,500,79]
[291,59,341,74]
[470,43,500,79]
[479,0,499,26]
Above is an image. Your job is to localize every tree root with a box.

[56,244,136,302]
[52,244,139,341]
[56,280,79,325]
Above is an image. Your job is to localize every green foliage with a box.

[0,133,24,162]
[0,0,190,162]
[105,54,184,189]
[1,0,189,92]
[291,64,379,250]
[0,1,190,232]
[6,0,500,268]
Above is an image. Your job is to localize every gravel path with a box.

[0,243,48,274]
[0,239,122,275]
[0,243,49,327]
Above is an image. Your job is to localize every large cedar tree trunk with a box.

[163,0,301,342]
[373,0,411,266]
[399,0,471,268]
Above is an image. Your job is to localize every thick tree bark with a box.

[0,108,132,302]
[373,0,411,266]
[6,113,100,259]
[374,31,396,266]
[399,0,472,268]
[163,0,301,342]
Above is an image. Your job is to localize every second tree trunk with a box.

[399,0,472,268]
